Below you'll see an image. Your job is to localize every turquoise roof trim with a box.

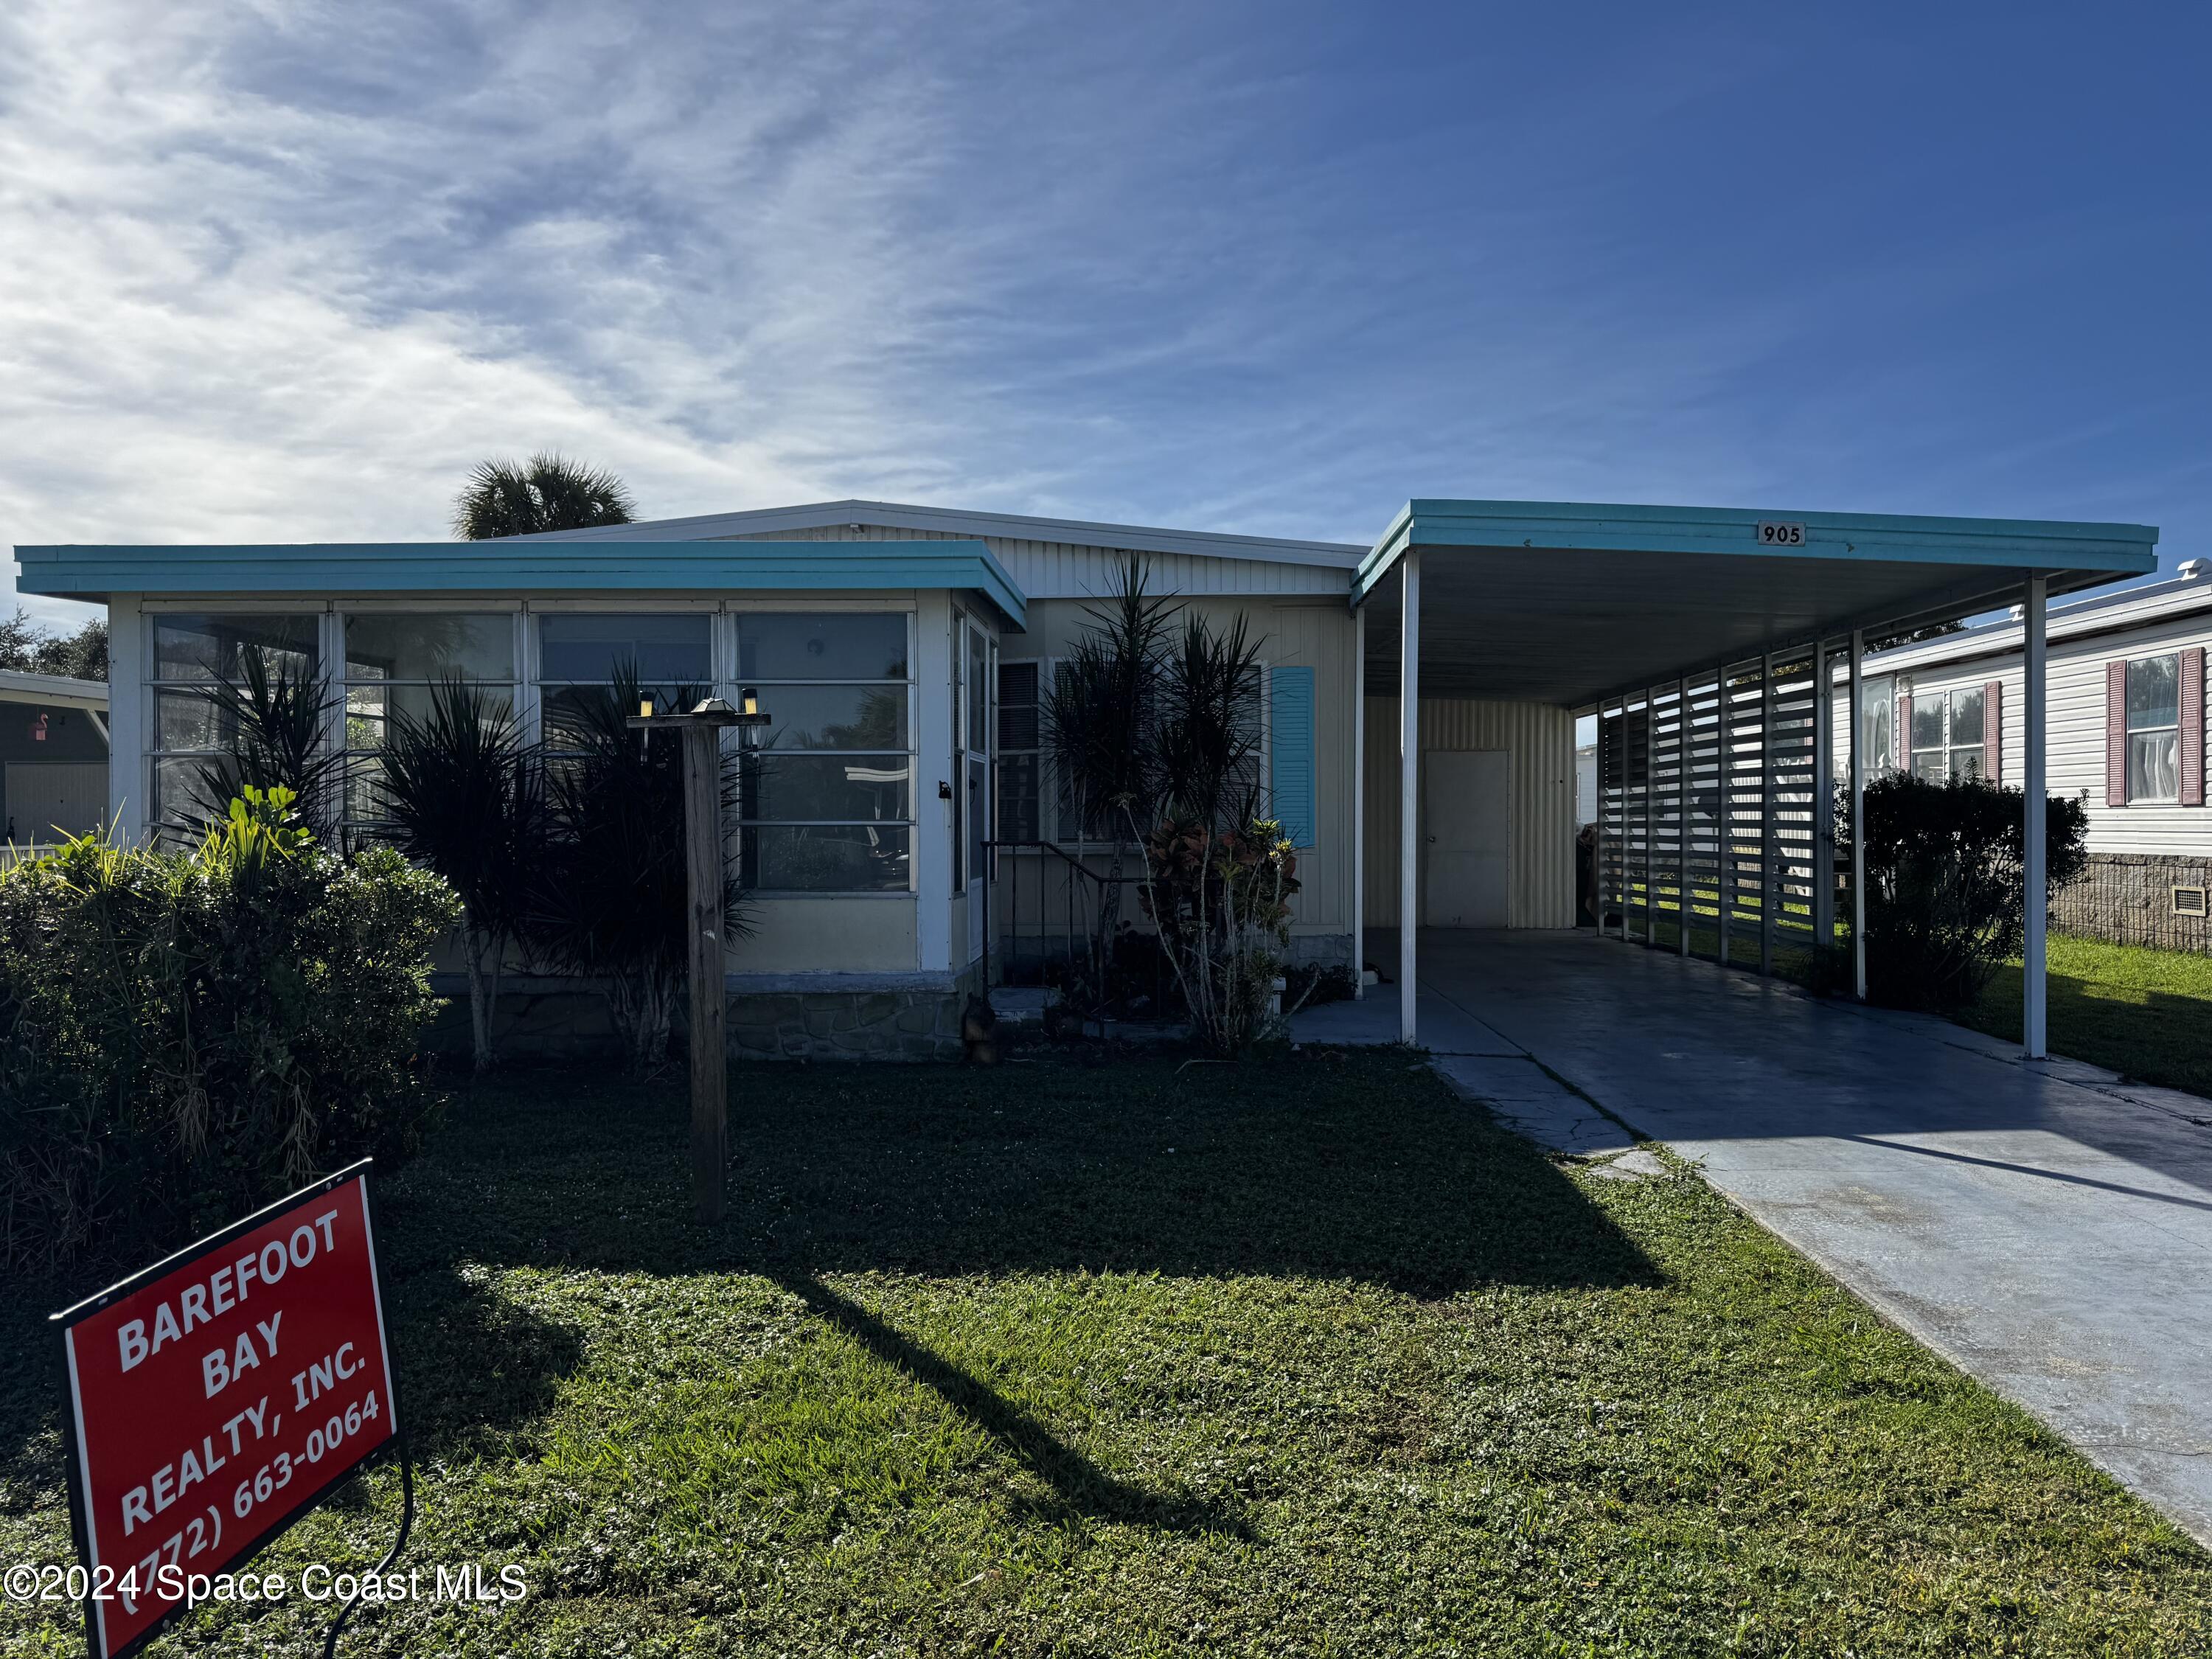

[1353,499,2160,606]
[13,540,1028,627]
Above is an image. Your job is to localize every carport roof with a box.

[1354,499,2160,707]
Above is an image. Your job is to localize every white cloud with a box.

[2,1,2194,633]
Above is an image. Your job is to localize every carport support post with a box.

[1813,640,1835,959]
[1760,651,1775,976]
[1849,629,1867,1001]
[2024,574,2048,1060]
[1677,675,1690,956]
[1352,613,1365,998]
[1399,552,1420,1043]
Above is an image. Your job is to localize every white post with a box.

[1760,650,1775,975]
[2024,574,2048,1060]
[1678,675,1691,956]
[1399,553,1420,1044]
[105,597,147,844]
[1850,628,1867,1001]
[1352,611,1366,998]
[1717,667,1731,966]
[1813,640,1834,959]
[914,594,955,974]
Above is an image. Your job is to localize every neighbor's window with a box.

[536,614,712,753]
[1861,675,1895,775]
[1908,686,1986,782]
[341,614,518,827]
[2126,653,2181,803]
[148,612,321,830]
[736,613,912,892]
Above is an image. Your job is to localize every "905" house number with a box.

[1756,521,1806,546]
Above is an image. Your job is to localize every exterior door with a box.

[1422,749,1510,927]
[959,618,995,961]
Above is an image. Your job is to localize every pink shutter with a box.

[1896,692,1911,776]
[1985,680,2003,785]
[2106,661,2129,806]
[2183,647,2205,807]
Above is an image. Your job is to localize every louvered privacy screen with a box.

[1596,653,1837,972]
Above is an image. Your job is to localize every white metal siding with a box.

[720,523,1348,599]
[1836,613,2212,855]
[1363,698,1576,929]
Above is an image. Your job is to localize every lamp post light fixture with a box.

[626,694,771,1223]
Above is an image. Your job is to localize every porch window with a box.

[2126,653,2181,802]
[148,612,321,832]
[340,613,518,829]
[736,613,912,892]
[537,614,713,752]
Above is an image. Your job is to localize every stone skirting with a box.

[2052,853,2212,953]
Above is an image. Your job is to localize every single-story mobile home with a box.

[15,496,2160,1058]
[0,669,109,847]
[1843,562,2212,950]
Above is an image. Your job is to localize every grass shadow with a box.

[402,1051,1661,1298]
[771,1269,1252,1538]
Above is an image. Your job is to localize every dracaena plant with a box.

[373,677,544,1073]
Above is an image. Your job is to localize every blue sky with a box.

[2,2,2206,623]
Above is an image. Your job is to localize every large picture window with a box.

[341,613,518,827]
[737,613,912,892]
[2126,653,2181,803]
[147,612,321,830]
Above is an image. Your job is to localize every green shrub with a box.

[0,787,459,1271]
[1860,773,2089,1011]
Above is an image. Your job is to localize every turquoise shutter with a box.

[1270,666,1315,846]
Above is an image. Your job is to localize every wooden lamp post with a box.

[627,692,770,1222]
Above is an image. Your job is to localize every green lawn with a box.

[4,1054,2206,1656]
[1965,934,2212,1101]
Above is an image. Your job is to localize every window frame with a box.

[337,609,525,834]
[144,605,330,835]
[730,605,918,898]
[1906,684,1989,782]
[2124,651,2183,805]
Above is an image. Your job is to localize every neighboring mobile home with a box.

[0,669,108,847]
[15,496,2160,1060]
[1848,561,2212,951]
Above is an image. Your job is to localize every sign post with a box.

[49,1161,408,1659]
[627,693,769,1222]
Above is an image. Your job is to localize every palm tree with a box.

[374,678,543,1072]
[452,453,638,539]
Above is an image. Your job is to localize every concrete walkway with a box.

[1292,930,2212,1546]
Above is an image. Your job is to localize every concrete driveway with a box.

[1295,929,2212,1546]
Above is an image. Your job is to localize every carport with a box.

[1352,500,2160,1050]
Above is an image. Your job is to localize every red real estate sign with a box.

[51,1162,402,1659]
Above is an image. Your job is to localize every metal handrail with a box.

[978,838,1158,1022]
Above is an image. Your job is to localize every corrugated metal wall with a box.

[1362,698,1576,928]
[722,522,1348,599]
